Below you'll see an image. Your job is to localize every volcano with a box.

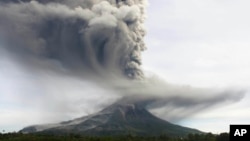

[20,102,202,137]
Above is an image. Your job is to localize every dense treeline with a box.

[0,132,229,141]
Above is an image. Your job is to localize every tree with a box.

[216,133,229,141]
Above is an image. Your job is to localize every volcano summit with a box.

[0,0,245,135]
[21,101,202,136]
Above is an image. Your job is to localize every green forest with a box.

[0,132,229,141]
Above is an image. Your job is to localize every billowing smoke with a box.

[0,0,146,79]
[0,0,245,130]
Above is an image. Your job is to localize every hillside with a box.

[21,102,202,137]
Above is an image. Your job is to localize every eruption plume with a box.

[0,0,245,131]
[0,0,147,79]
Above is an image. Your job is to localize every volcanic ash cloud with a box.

[0,0,147,79]
[0,0,245,123]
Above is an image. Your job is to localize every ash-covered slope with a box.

[20,102,202,137]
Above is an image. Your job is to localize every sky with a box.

[143,0,250,133]
[0,0,250,134]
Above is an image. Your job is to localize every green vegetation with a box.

[0,132,229,141]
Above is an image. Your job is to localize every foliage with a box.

[0,132,229,141]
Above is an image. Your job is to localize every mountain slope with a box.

[21,102,202,137]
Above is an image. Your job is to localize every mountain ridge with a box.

[20,102,203,137]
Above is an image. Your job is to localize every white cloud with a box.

[0,48,120,132]
[144,0,250,87]
[144,0,250,133]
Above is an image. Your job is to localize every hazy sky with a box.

[1,0,250,134]
[144,0,250,133]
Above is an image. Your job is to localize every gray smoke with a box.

[0,0,147,79]
[0,0,245,128]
